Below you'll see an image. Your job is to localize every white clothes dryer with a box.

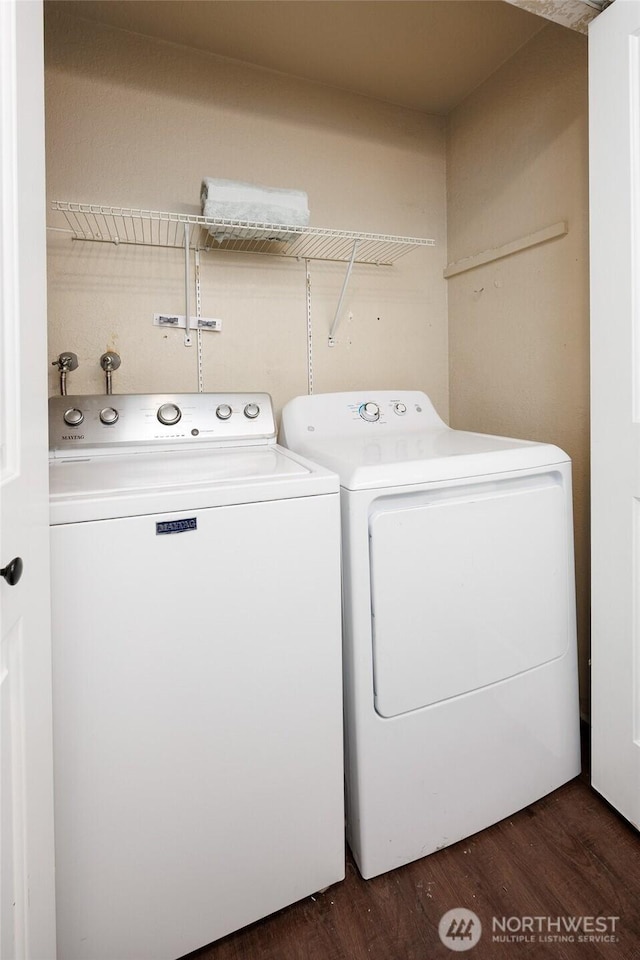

[48,393,344,960]
[281,390,581,880]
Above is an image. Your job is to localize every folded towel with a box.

[200,178,309,241]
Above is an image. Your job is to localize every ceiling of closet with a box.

[46,0,548,115]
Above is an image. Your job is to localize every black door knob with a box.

[1,557,23,586]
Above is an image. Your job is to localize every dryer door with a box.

[368,471,572,718]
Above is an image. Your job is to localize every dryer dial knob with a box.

[393,402,407,416]
[63,407,84,426]
[244,403,260,420]
[157,403,182,426]
[216,404,232,420]
[359,402,380,423]
[100,406,119,425]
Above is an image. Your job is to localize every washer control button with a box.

[393,402,407,416]
[216,403,233,420]
[99,406,119,425]
[359,402,380,423]
[63,407,84,426]
[244,403,260,420]
[157,402,182,426]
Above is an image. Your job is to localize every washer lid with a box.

[49,444,338,523]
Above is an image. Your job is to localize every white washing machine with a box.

[48,393,344,960]
[280,390,581,880]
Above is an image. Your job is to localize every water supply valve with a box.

[100,352,121,395]
[52,352,78,396]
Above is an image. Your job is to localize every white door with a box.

[590,0,640,828]
[0,1,56,957]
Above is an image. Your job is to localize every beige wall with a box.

[446,24,590,714]
[44,9,448,420]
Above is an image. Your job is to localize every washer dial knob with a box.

[244,403,260,420]
[216,403,232,420]
[63,407,84,426]
[393,402,407,416]
[359,402,380,423]
[100,406,119,425]
[157,402,182,426]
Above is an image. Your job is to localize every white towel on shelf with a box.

[200,178,309,241]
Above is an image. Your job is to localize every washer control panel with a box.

[49,393,276,455]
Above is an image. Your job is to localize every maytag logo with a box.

[156,518,197,535]
[62,434,84,440]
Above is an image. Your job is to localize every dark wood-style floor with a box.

[187,760,640,960]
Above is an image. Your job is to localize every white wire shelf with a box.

[49,201,435,266]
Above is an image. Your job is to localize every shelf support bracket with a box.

[443,221,567,279]
[184,223,192,347]
[328,239,359,347]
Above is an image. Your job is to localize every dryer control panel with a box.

[49,393,276,456]
[281,391,447,443]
